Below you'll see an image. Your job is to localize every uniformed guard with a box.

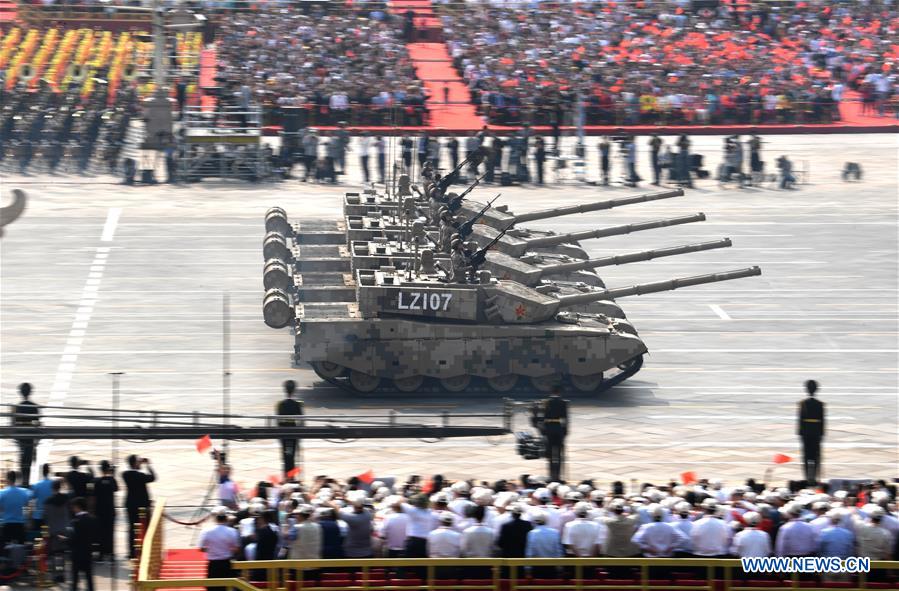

[797,379,825,484]
[438,210,456,252]
[541,385,569,482]
[12,382,40,485]
[449,238,469,283]
[276,380,304,478]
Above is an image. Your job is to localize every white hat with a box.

[676,501,692,514]
[826,508,843,522]
[743,492,757,502]
[532,510,548,525]
[556,485,571,499]
[452,481,470,494]
[439,511,455,525]
[577,484,593,495]
[786,502,804,516]
[565,491,583,502]
[701,498,718,510]
[474,490,494,506]
[869,506,886,519]
[534,488,552,503]
[648,504,665,519]
[212,505,229,517]
[509,503,525,515]
[743,511,761,526]
[574,502,591,517]
[589,490,605,502]
[646,489,663,503]
[812,501,830,512]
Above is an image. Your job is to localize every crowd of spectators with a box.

[198,470,899,584]
[442,0,899,126]
[0,456,156,586]
[215,4,428,128]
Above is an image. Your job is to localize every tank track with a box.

[307,354,644,397]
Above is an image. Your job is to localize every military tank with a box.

[342,190,683,257]
[298,266,761,394]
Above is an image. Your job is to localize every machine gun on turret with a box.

[456,193,500,239]
[467,222,515,277]
[436,147,486,194]
[447,174,487,212]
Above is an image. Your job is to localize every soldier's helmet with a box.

[451,238,462,250]
[464,241,478,252]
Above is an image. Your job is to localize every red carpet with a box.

[159,548,206,591]
[407,42,484,131]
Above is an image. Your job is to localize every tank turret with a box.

[357,266,760,325]
[469,212,706,258]
[458,189,683,230]
[485,238,731,286]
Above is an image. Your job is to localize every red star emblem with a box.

[515,304,526,319]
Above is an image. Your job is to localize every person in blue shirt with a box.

[818,510,855,559]
[526,512,563,578]
[30,463,55,531]
[0,470,34,544]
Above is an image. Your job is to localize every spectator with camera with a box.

[122,454,156,558]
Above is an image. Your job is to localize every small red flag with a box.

[286,467,302,480]
[680,471,698,485]
[421,479,434,494]
[268,474,281,486]
[357,469,375,485]
[195,434,212,454]
[773,453,792,464]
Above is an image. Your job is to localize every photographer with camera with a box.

[64,456,94,499]
[122,454,156,558]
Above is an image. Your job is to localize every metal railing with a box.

[136,505,899,591]
[137,499,166,584]
[137,557,899,591]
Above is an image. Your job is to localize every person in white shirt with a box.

[378,496,409,557]
[199,510,240,591]
[401,494,438,558]
[730,511,772,558]
[690,498,732,557]
[631,504,687,557]
[358,133,372,184]
[562,502,605,557]
[460,505,494,578]
[427,512,462,557]
[671,502,694,557]
[461,505,494,557]
[287,506,322,559]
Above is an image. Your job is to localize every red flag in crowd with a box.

[195,434,212,454]
[268,474,281,486]
[680,471,698,485]
[421,479,434,494]
[286,467,302,480]
[357,469,375,485]
[773,453,792,464]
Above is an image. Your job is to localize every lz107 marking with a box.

[397,292,454,311]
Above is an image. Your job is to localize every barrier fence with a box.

[136,503,899,591]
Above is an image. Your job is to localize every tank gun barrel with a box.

[523,213,706,249]
[557,267,762,308]
[545,239,732,274]
[512,189,683,225]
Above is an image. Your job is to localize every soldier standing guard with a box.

[532,386,569,482]
[277,380,304,478]
[13,382,40,485]
[797,380,825,485]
